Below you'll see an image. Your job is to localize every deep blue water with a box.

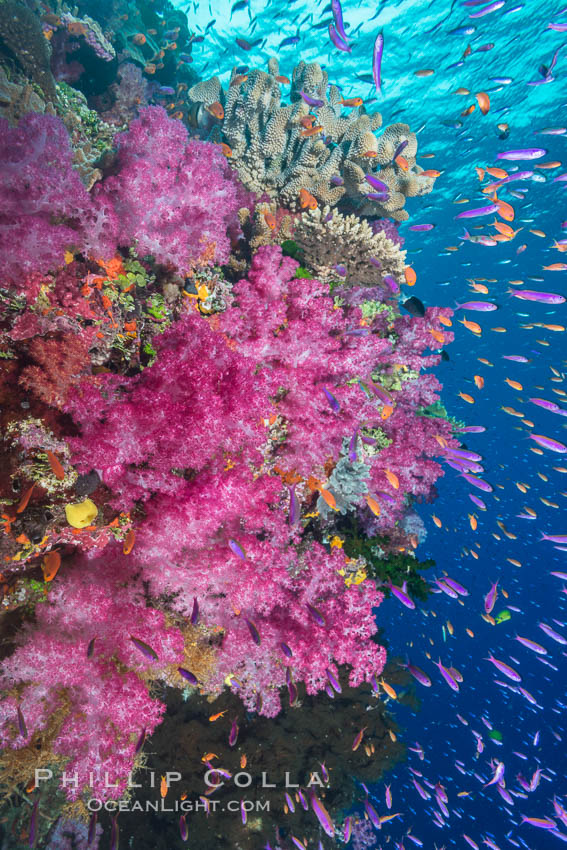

[177,0,567,846]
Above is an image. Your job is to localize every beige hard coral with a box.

[294,205,407,290]
[185,58,435,219]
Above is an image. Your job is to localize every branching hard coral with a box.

[186,58,436,219]
[294,205,407,290]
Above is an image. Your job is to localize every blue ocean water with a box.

[176,0,567,846]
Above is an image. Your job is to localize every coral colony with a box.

[0,0,455,840]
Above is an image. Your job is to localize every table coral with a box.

[187,58,436,219]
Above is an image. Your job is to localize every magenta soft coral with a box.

[92,106,245,271]
[0,114,101,287]
[0,554,184,800]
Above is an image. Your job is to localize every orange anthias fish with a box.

[42,551,61,582]
[275,75,290,84]
[385,469,399,490]
[341,97,363,107]
[299,188,318,210]
[263,211,277,230]
[209,710,228,722]
[352,727,367,751]
[475,92,490,114]
[404,266,417,285]
[474,375,484,389]
[240,754,247,769]
[395,154,409,171]
[459,318,482,334]
[421,169,442,178]
[206,101,224,120]
[319,488,338,510]
[366,494,381,516]
[123,528,136,555]
[300,125,323,138]
[46,450,65,480]
[220,143,232,157]
[160,775,168,798]
[380,679,397,699]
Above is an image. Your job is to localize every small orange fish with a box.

[230,74,248,86]
[486,166,508,179]
[160,775,168,798]
[473,375,484,389]
[16,484,34,514]
[459,318,482,334]
[421,169,441,178]
[207,101,224,120]
[172,111,184,120]
[505,378,523,391]
[220,143,232,157]
[543,263,567,271]
[380,679,397,700]
[300,125,323,138]
[144,64,156,74]
[352,726,367,751]
[535,160,561,169]
[275,75,290,84]
[458,392,475,404]
[299,188,317,210]
[240,754,247,769]
[300,115,314,129]
[68,21,87,36]
[131,32,146,45]
[438,315,452,327]
[454,87,470,95]
[475,92,490,115]
[46,450,65,480]
[463,44,472,58]
[263,211,277,230]
[319,488,338,510]
[123,528,136,555]
[430,328,445,345]
[361,150,378,157]
[461,104,476,117]
[385,469,399,490]
[42,551,61,582]
[466,628,474,637]
[404,266,417,286]
[366,495,381,517]
[432,515,442,528]
[395,154,409,170]
[414,68,434,77]
[209,710,228,722]
[341,97,363,107]
[469,514,478,531]
[496,199,514,221]
[201,752,218,762]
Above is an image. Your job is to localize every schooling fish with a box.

[328,24,351,52]
[496,148,547,160]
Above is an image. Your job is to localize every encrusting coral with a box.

[187,57,436,220]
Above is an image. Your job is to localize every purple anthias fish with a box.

[285,791,295,812]
[436,579,459,598]
[538,622,567,644]
[178,667,199,685]
[364,796,381,828]
[442,576,469,595]
[365,173,389,192]
[405,661,432,687]
[413,778,431,800]
[288,484,300,525]
[509,289,566,304]
[326,667,342,693]
[299,90,324,107]
[328,23,351,53]
[392,139,408,161]
[530,434,567,453]
[373,32,384,94]
[229,538,246,559]
[529,397,563,413]
[502,355,529,362]
[434,658,460,691]
[229,718,239,747]
[323,386,340,412]
[490,170,534,185]
[459,472,493,492]
[245,617,261,645]
[348,430,358,461]
[455,203,500,219]
[455,301,498,311]
[130,635,158,661]
[458,425,487,432]
[409,223,435,231]
[515,635,547,655]
[331,0,349,41]
[447,448,483,461]
[497,148,547,160]
[383,275,399,293]
[311,791,335,836]
[190,596,199,625]
[469,493,487,510]
[486,654,522,681]
[469,0,504,16]
[484,759,505,786]
[306,602,326,626]
[484,581,499,614]
[388,580,416,609]
[366,191,389,202]
[540,533,567,544]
